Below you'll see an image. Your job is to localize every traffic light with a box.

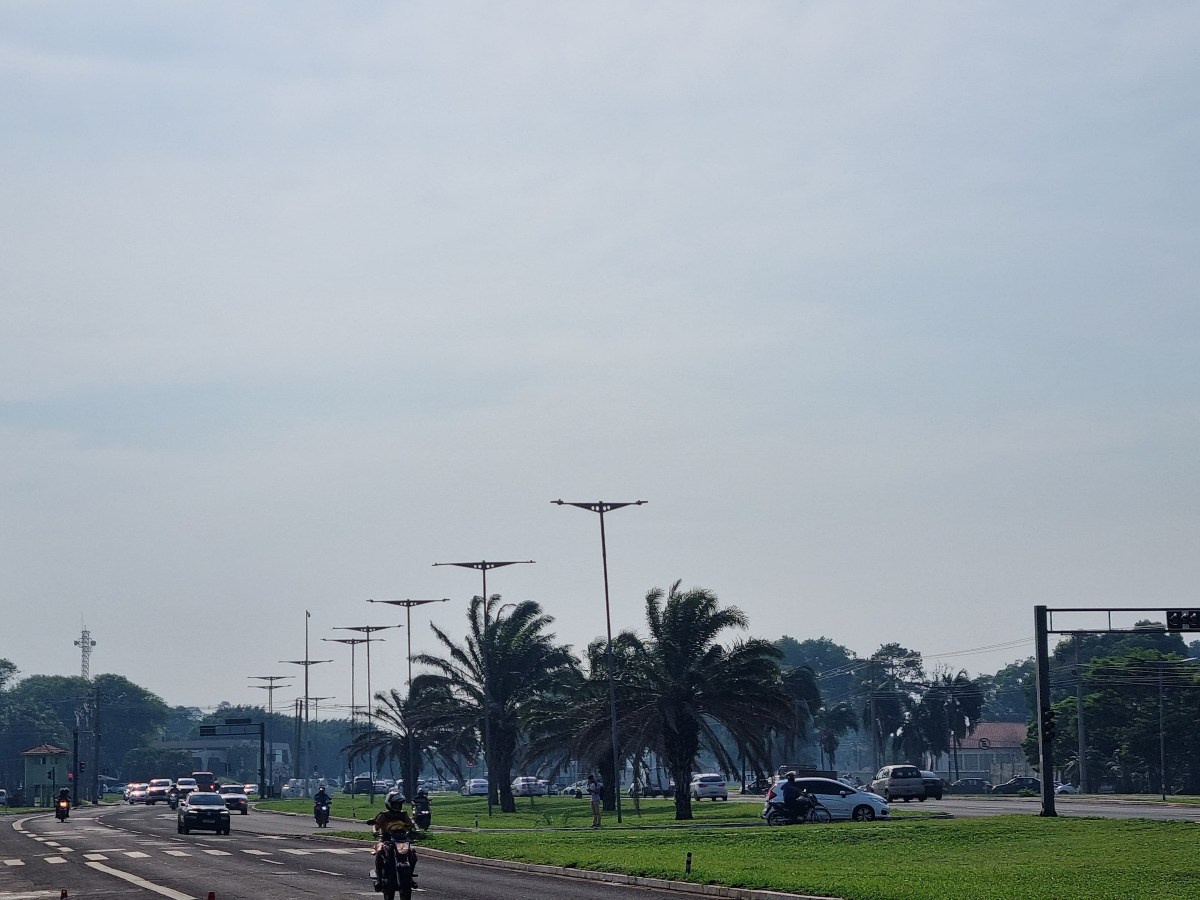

[1041,707,1057,742]
[79,761,86,772]
[47,768,55,781]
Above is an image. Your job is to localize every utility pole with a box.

[249,675,292,798]
[552,499,647,823]
[1074,636,1088,793]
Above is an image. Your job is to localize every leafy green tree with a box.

[620,580,797,821]
[813,701,859,771]
[980,658,1035,723]
[123,747,195,782]
[413,595,578,813]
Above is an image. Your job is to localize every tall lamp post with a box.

[322,635,374,787]
[249,675,292,798]
[368,597,451,798]
[280,618,333,797]
[334,625,396,799]
[552,500,646,823]
[434,560,535,816]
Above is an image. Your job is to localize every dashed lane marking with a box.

[124,851,151,858]
[163,850,191,856]
[84,853,109,860]
[241,849,271,855]
[2,859,25,866]
[44,857,67,864]
[199,849,231,856]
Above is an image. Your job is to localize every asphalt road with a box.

[0,804,710,900]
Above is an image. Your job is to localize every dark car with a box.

[177,792,231,834]
[191,771,220,793]
[949,778,993,794]
[740,776,774,795]
[990,776,1041,795]
[919,771,944,801]
[145,778,174,804]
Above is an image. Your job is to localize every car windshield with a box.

[177,779,197,786]
[218,786,243,794]
[188,794,224,806]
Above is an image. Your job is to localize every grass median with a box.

[262,794,1199,899]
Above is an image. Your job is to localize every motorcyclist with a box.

[313,784,332,824]
[372,791,418,886]
[412,789,431,829]
[55,788,71,819]
[779,772,808,821]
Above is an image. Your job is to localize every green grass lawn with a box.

[261,794,1200,899]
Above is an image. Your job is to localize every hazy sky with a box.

[3,2,1197,712]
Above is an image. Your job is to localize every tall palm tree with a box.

[814,701,860,771]
[343,683,476,799]
[412,595,578,813]
[621,580,798,821]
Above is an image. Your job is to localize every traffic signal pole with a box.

[1033,605,1057,816]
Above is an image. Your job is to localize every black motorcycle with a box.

[762,793,831,825]
[55,798,70,822]
[412,798,431,831]
[167,792,180,811]
[373,831,416,900]
[314,801,330,827]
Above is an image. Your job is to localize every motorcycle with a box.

[372,831,416,900]
[314,801,330,827]
[167,792,180,811]
[761,793,830,825]
[412,798,431,831]
[55,798,70,822]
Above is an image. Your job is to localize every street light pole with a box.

[368,598,451,800]
[279,647,333,795]
[552,499,646,824]
[249,675,292,798]
[434,560,534,816]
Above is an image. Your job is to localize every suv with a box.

[191,771,219,793]
[689,773,729,801]
[177,791,231,835]
[146,778,174,804]
[511,777,546,797]
[869,765,926,802]
[174,778,199,797]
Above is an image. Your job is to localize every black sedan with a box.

[949,778,993,794]
[178,792,231,834]
[990,777,1041,795]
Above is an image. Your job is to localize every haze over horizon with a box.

[3,2,1197,711]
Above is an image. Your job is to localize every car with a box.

[1055,782,1079,795]
[949,778,993,794]
[628,782,669,798]
[243,783,259,795]
[217,784,250,814]
[0,789,8,806]
[174,778,199,797]
[145,778,174,804]
[539,779,559,795]
[919,771,944,801]
[870,764,926,802]
[460,778,489,796]
[106,783,128,796]
[765,776,890,822]
[740,776,774,795]
[689,773,729,801]
[191,771,220,793]
[127,783,149,804]
[511,776,547,797]
[990,776,1041,795]
[177,792,231,834]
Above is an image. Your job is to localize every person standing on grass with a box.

[587,773,604,828]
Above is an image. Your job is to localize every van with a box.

[869,764,926,802]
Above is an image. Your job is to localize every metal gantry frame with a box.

[1033,605,1200,816]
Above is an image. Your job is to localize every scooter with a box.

[55,798,70,821]
[314,801,330,827]
[372,831,416,900]
[167,792,180,811]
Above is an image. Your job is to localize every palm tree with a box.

[344,683,477,799]
[814,701,860,771]
[412,595,578,813]
[621,580,799,821]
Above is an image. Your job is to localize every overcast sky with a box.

[2,2,1197,713]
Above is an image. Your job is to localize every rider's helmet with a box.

[385,790,408,813]
[416,789,428,799]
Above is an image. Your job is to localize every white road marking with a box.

[84,853,109,860]
[124,850,151,858]
[308,868,344,876]
[3,859,25,866]
[241,849,271,855]
[279,848,312,855]
[199,849,231,856]
[44,857,67,864]
[84,861,196,900]
[162,850,191,856]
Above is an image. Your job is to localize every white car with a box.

[511,776,546,797]
[1055,782,1079,795]
[689,773,729,801]
[460,778,489,796]
[766,776,890,822]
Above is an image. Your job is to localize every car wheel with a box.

[918,796,926,802]
[182,825,190,834]
[903,796,911,802]
[852,805,875,822]
[177,823,183,833]
[241,809,248,814]
[883,791,892,802]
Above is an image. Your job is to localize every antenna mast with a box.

[74,628,97,680]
